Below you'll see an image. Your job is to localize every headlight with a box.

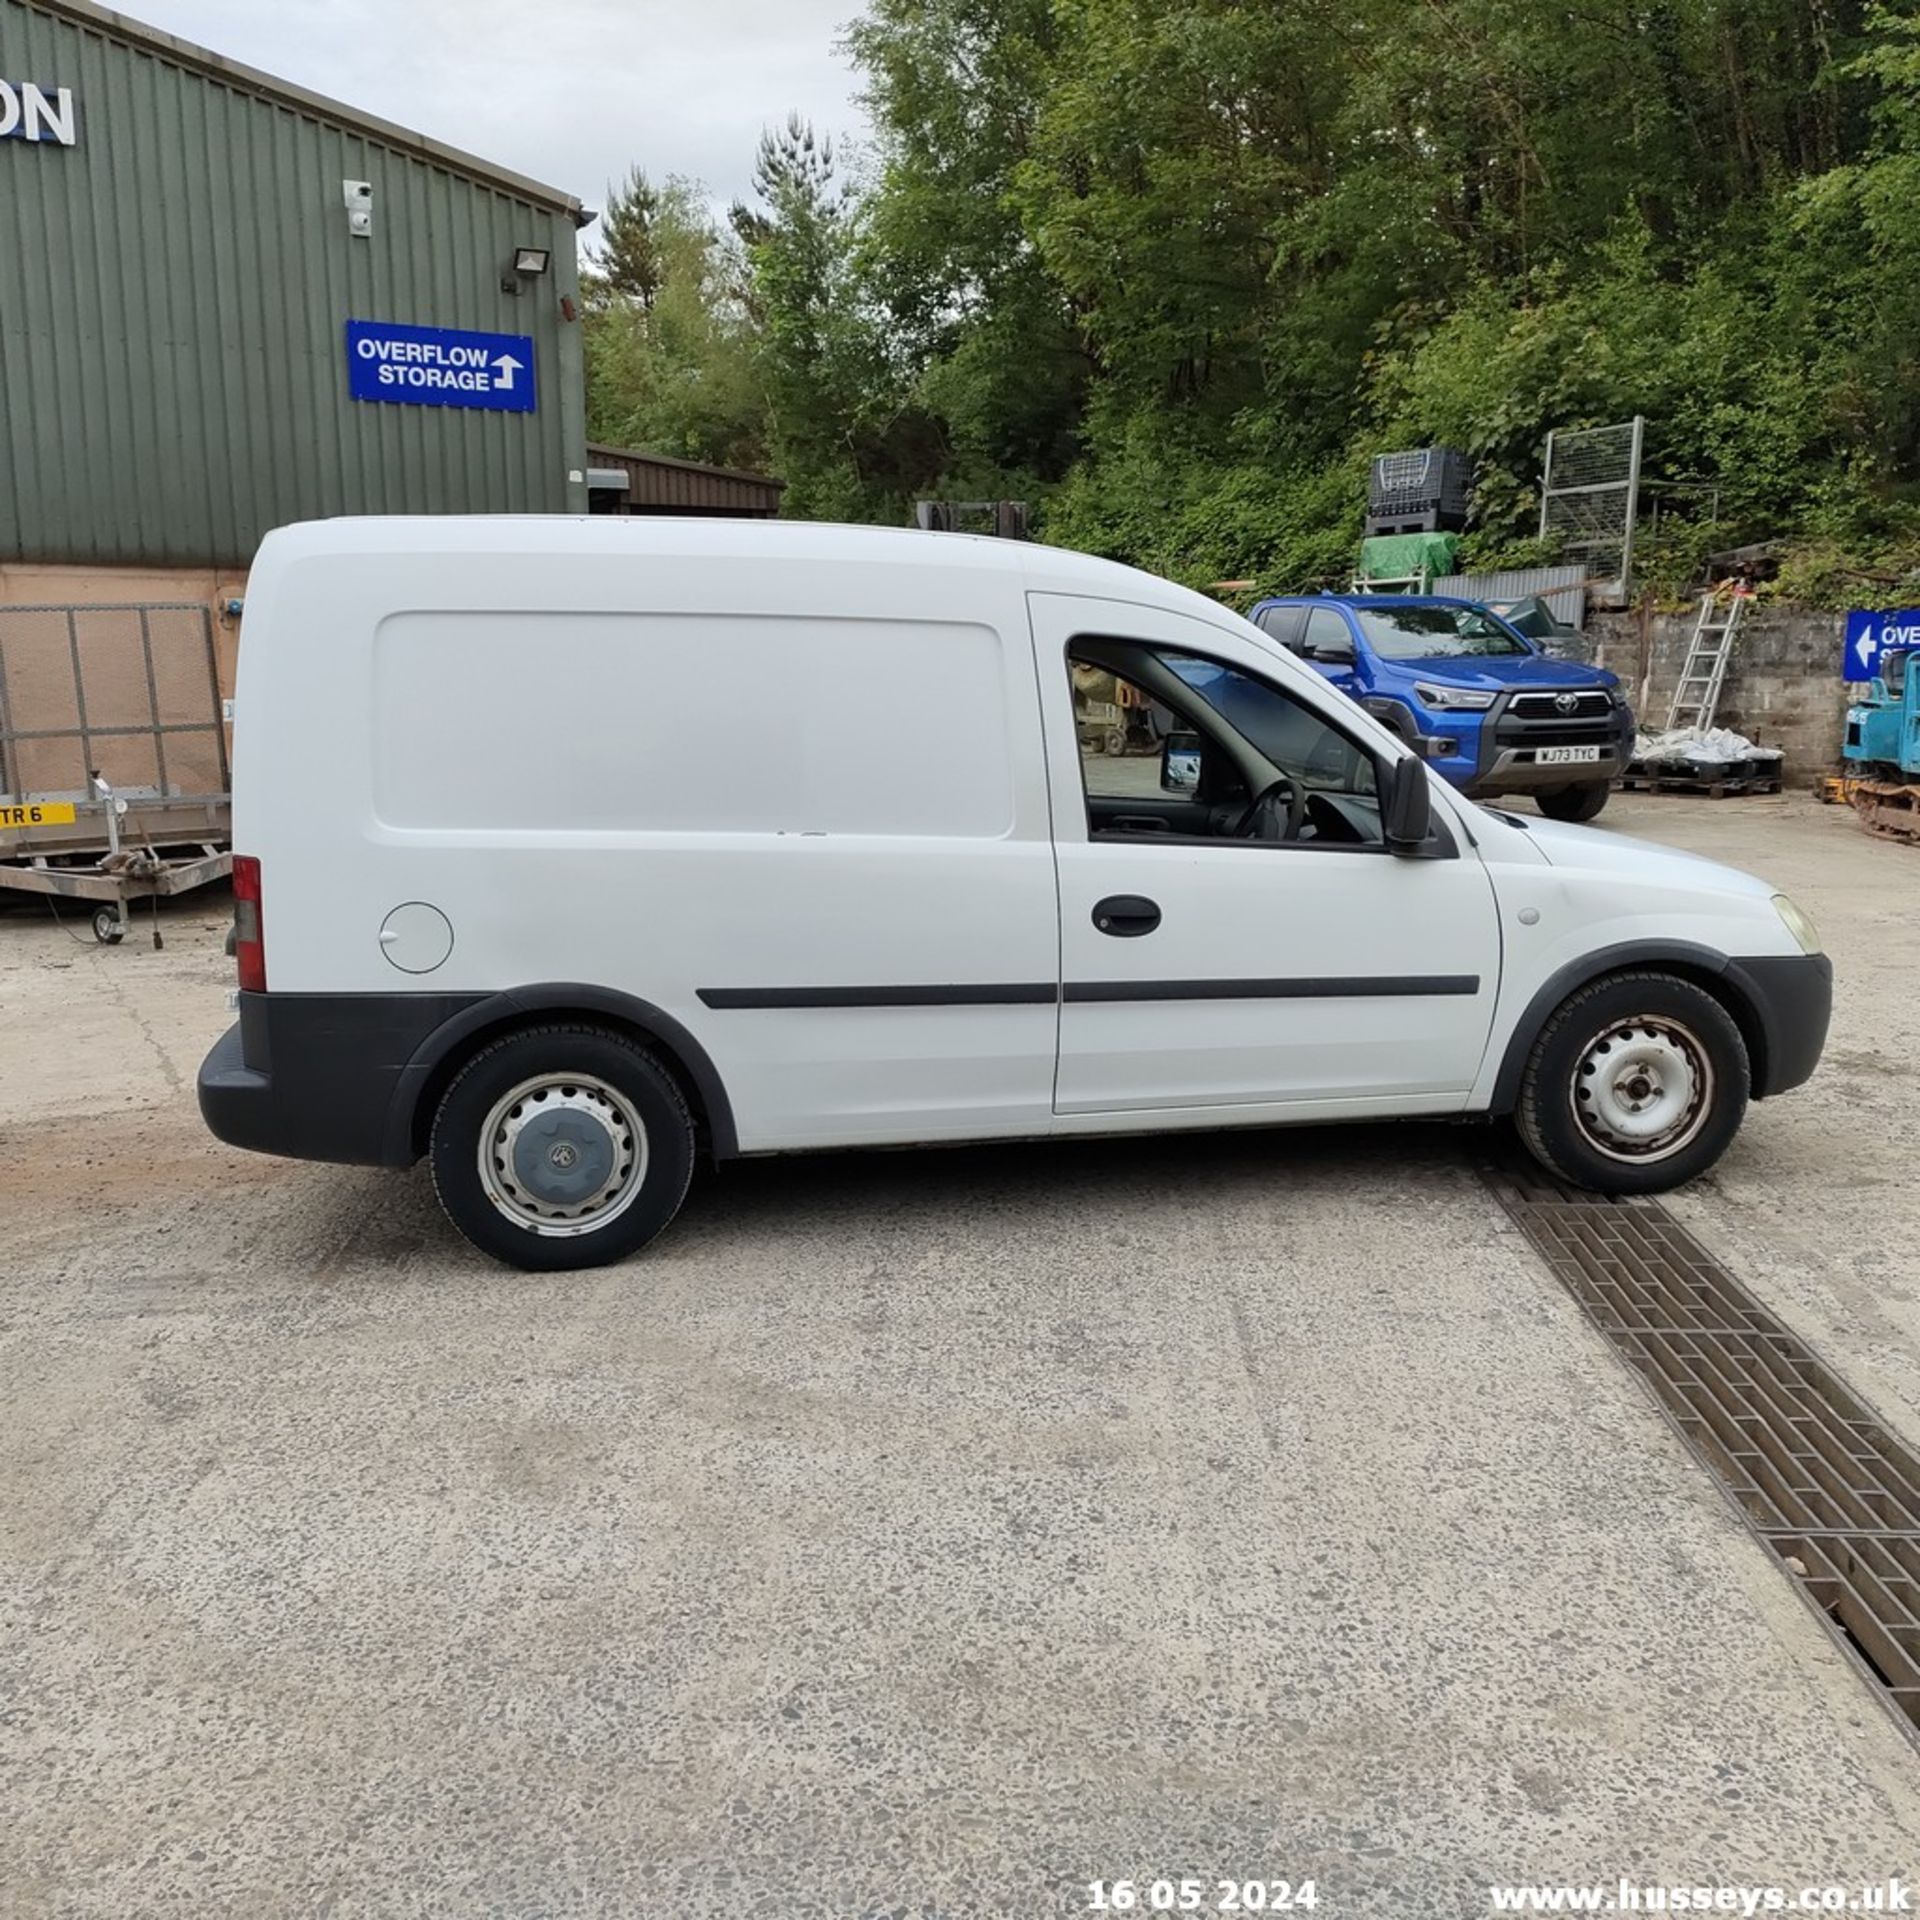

[1412,681,1496,712]
[1772,893,1822,955]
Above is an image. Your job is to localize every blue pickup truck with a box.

[1246,594,1634,821]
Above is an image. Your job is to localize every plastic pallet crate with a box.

[1368,447,1471,518]
[1365,506,1468,537]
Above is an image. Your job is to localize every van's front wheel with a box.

[1515,972,1749,1194]
[430,1026,695,1270]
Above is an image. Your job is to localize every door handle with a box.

[1092,894,1161,938]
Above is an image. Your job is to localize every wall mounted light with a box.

[503,244,552,294]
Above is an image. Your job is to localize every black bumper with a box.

[198,990,484,1167]
[1726,952,1833,1098]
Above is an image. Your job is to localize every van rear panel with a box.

[213,518,1072,1157]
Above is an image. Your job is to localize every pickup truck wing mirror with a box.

[1309,637,1355,665]
[1382,754,1433,856]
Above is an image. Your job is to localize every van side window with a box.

[1067,641,1382,848]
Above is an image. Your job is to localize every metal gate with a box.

[0,602,230,858]
[1539,416,1645,606]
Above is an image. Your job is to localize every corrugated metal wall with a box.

[1432,565,1589,629]
[0,0,587,568]
[587,443,784,517]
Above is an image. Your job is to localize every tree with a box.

[849,0,1087,483]
[580,0,1920,598]
[598,169,665,308]
[584,176,770,474]
[730,115,943,519]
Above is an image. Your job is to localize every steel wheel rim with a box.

[1569,1014,1714,1164]
[477,1072,649,1237]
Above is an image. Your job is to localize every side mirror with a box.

[1161,730,1203,793]
[1309,637,1356,665]
[1382,754,1432,856]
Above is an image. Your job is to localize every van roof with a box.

[257,516,1235,623]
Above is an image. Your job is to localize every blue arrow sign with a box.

[345,319,536,413]
[1843,609,1920,683]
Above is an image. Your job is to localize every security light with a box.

[512,246,551,276]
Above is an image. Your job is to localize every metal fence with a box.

[1539,417,1645,603]
[0,602,231,862]
[0,603,228,806]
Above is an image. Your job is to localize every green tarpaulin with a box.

[1358,532,1462,582]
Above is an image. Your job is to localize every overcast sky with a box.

[117,0,871,229]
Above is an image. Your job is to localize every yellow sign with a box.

[0,802,77,829]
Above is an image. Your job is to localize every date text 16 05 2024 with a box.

[1086,1881,1319,1913]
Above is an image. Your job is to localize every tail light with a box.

[233,854,266,993]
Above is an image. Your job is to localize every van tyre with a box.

[1536,781,1611,822]
[430,1025,695,1271]
[1515,971,1749,1195]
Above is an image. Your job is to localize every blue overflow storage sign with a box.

[346,319,536,413]
[1844,609,1920,683]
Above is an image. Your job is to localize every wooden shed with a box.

[585,444,785,519]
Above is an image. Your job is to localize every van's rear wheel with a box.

[430,1025,695,1270]
[1535,781,1611,822]
[1515,971,1749,1194]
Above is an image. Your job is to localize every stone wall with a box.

[1567,605,1850,785]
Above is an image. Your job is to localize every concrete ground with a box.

[1591,794,1920,1457]
[3,797,1919,1918]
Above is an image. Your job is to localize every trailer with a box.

[0,602,234,942]
[0,784,230,942]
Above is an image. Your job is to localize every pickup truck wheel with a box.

[430,1025,695,1271]
[1515,971,1749,1194]
[1536,781,1611,822]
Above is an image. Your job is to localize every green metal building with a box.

[0,0,591,574]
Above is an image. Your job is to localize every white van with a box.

[198,518,1830,1270]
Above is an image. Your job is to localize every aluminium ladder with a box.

[1663,588,1748,732]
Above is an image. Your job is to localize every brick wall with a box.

[1567,605,1850,785]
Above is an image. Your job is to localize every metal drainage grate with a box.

[1484,1158,1920,1741]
